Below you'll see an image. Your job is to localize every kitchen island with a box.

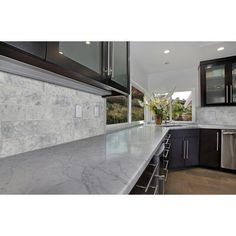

[0,125,169,194]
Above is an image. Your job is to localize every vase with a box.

[155,115,162,125]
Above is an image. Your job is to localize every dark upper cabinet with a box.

[0,42,46,60]
[200,56,236,106]
[46,42,130,95]
[169,129,199,170]
[199,129,221,168]
[107,42,130,93]
[46,42,106,83]
[0,41,130,95]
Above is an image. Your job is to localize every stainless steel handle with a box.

[111,42,114,78]
[226,85,229,103]
[163,160,169,170]
[230,85,233,103]
[165,143,171,150]
[183,140,186,159]
[107,42,113,76]
[163,149,169,159]
[216,132,219,151]
[186,140,189,159]
[145,163,159,192]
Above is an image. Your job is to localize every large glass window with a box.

[106,96,128,124]
[171,91,192,121]
[152,90,193,122]
[131,86,144,121]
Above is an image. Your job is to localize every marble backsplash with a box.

[0,71,106,158]
[196,106,236,125]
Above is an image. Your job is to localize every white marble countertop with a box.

[161,123,236,130]
[0,125,169,194]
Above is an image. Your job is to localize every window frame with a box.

[151,89,196,123]
[106,81,146,130]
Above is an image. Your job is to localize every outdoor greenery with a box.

[172,97,192,121]
[132,87,144,121]
[106,88,192,125]
[160,96,192,121]
[144,93,171,118]
[106,96,128,124]
[106,87,145,125]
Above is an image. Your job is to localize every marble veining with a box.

[0,125,169,194]
[0,71,106,158]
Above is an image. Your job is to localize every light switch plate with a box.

[94,105,100,117]
[75,105,82,118]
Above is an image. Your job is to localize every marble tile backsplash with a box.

[196,106,236,125]
[0,71,106,158]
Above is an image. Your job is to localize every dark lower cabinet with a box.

[169,129,199,170]
[169,137,185,169]
[199,129,221,168]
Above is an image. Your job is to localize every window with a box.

[106,96,128,124]
[171,91,192,121]
[152,90,193,122]
[131,86,144,121]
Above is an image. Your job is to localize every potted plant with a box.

[144,93,172,125]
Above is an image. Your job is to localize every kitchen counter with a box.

[0,125,169,194]
[162,123,236,130]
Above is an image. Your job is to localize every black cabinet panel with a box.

[46,42,130,95]
[3,42,46,59]
[200,56,236,107]
[0,41,130,96]
[185,136,199,167]
[169,129,199,170]
[200,129,221,168]
[169,137,185,169]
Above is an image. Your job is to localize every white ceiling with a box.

[130,42,236,74]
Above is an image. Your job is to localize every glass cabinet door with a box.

[205,64,226,104]
[231,63,236,103]
[59,42,102,74]
[111,42,129,88]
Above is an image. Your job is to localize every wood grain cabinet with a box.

[200,56,236,106]
[199,129,221,168]
[168,129,199,170]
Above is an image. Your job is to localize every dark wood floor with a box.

[165,168,236,194]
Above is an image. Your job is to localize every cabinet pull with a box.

[183,140,186,159]
[163,160,169,170]
[165,143,171,150]
[226,85,229,103]
[163,149,169,159]
[111,42,114,78]
[230,85,233,103]
[186,140,189,160]
[107,42,113,77]
[216,132,219,151]
[145,163,159,192]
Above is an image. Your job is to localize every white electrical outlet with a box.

[75,105,82,118]
[94,105,100,117]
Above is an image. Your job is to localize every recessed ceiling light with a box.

[86,41,91,45]
[59,51,63,54]
[164,49,170,54]
[217,47,224,51]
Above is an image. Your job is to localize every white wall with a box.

[148,67,200,107]
[130,54,148,92]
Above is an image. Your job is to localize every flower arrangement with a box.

[143,89,174,125]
